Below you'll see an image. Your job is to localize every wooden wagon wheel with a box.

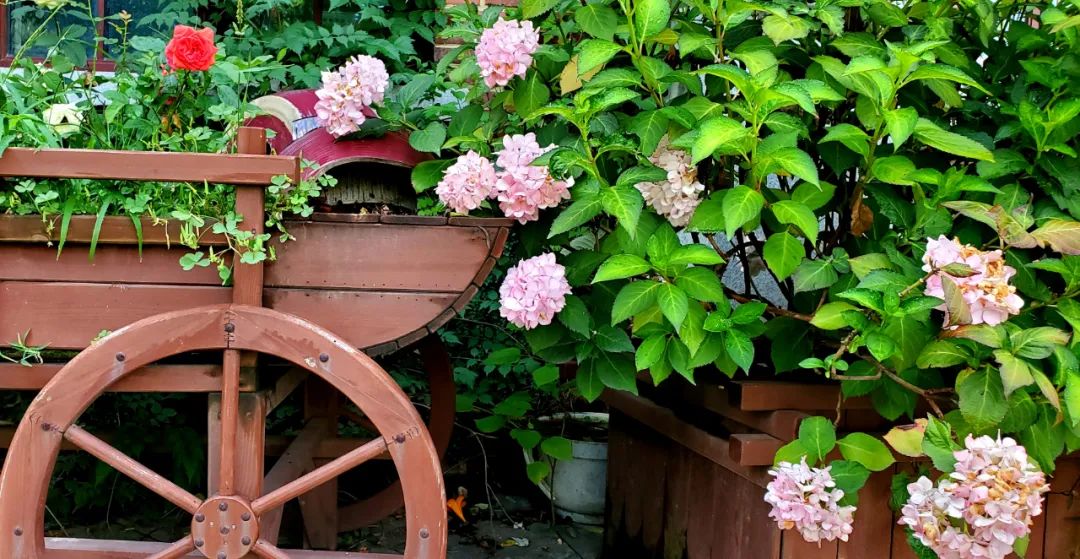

[333,336,455,534]
[0,304,447,559]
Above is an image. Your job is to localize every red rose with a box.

[164,25,217,72]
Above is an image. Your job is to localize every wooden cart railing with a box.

[0,128,451,559]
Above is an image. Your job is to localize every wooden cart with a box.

[0,127,511,558]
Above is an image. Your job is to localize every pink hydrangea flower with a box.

[314,55,390,137]
[922,236,1024,326]
[764,458,856,544]
[436,151,498,214]
[499,253,572,330]
[493,134,572,224]
[636,137,704,227]
[476,18,540,88]
[899,435,1049,559]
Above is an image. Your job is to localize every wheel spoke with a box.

[218,348,242,496]
[251,539,290,559]
[144,535,195,559]
[251,437,387,515]
[64,424,202,514]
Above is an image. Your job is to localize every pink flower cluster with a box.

[314,55,390,137]
[764,458,856,544]
[476,18,540,88]
[899,435,1049,559]
[435,151,497,214]
[922,236,1024,326]
[498,253,572,330]
[636,137,704,227]
[435,134,571,223]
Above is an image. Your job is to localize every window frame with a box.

[1,0,115,70]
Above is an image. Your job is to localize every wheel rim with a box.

[0,304,447,559]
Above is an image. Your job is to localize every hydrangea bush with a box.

[366,0,1080,553]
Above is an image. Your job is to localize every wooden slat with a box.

[0,282,459,351]
[601,389,770,488]
[0,364,240,392]
[267,222,493,292]
[838,469,894,558]
[1044,460,1080,558]
[681,382,809,440]
[42,538,397,558]
[733,381,873,411]
[267,287,459,352]
[781,530,838,559]
[0,244,224,285]
[0,147,298,184]
[729,433,785,466]
[0,215,228,246]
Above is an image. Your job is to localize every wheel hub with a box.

[191,496,259,559]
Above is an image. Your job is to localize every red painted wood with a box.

[839,470,894,558]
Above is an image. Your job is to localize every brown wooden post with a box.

[210,127,269,503]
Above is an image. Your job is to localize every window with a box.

[1,0,167,69]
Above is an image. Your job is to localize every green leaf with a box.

[514,72,550,117]
[602,186,644,234]
[527,460,551,484]
[593,254,652,283]
[774,440,808,465]
[657,282,690,330]
[1011,327,1071,360]
[412,160,453,193]
[994,350,1036,396]
[575,4,618,41]
[1019,406,1065,473]
[541,436,574,460]
[594,352,638,392]
[957,368,1009,434]
[837,433,895,472]
[725,329,754,373]
[866,331,896,361]
[692,116,750,163]
[762,14,811,45]
[669,244,724,267]
[485,347,522,366]
[611,280,659,324]
[633,0,671,40]
[913,118,995,161]
[793,259,839,292]
[819,123,870,158]
[520,0,560,18]
[532,365,560,386]
[558,295,592,338]
[798,416,837,464]
[811,302,856,330]
[447,105,483,138]
[906,64,988,94]
[922,417,959,473]
[549,196,603,238]
[792,181,836,211]
[871,156,916,186]
[596,326,635,353]
[884,424,926,458]
[769,147,820,188]
[883,107,918,148]
[771,200,819,244]
[722,186,765,238]
[675,267,726,303]
[830,461,871,506]
[636,335,667,371]
[576,359,605,402]
[475,415,506,433]
[577,39,623,74]
[630,112,671,156]
[916,340,969,368]
[408,122,447,154]
[763,232,804,281]
[688,195,724,232]
[511,429,542,450]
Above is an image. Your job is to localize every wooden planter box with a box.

[600,380,1080,559]
[0,213,510,358]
